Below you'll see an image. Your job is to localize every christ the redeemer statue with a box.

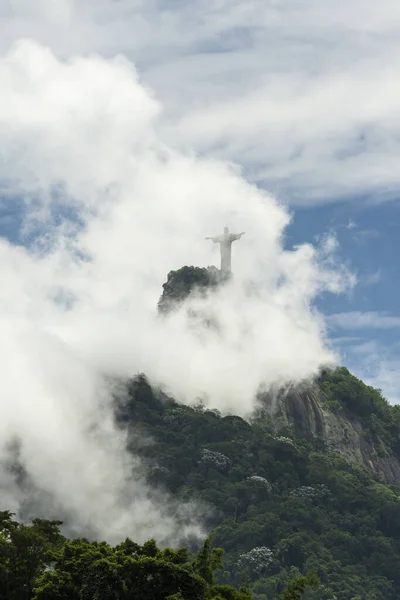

[206,227,245,274]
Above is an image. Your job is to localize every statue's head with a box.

[224,226,229,234]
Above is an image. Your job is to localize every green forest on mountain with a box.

[113,369,400,600]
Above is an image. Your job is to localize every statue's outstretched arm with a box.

[231,232,245,241]
[205,236,219,243]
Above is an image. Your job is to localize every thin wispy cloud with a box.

[361,269,381,286]
[345,219,357,230]
[331,336,362,345]
[328,311,400,330]
[352,229,380,245]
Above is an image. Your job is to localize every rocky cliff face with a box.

[266,384,400,485]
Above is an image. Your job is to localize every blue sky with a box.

[287,200,400,399]
[1,0,400,402]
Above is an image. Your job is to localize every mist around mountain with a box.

[2,267,400,600]
[3,365,400,600]
[0,43,359,549]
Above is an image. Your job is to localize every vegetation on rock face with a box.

[318,367,400,456]
[158,266,224,314]
[116,373,400,600]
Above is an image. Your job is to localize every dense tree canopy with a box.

[0,512,255,600]
[1,512,317,599]
[116,371,400,600]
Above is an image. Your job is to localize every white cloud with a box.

[1,1,400,203]
[327,311,400,330]
[0,36,355,539]
[0,318,203,544]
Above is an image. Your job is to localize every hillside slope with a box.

[117,372,400,600]
[260,370,400,485]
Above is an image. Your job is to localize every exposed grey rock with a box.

[262,383,400,485]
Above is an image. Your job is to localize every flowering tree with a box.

[200,449,230,471]
[246,475,272,492]
[237,546,274,577]
[289,484,330,499]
